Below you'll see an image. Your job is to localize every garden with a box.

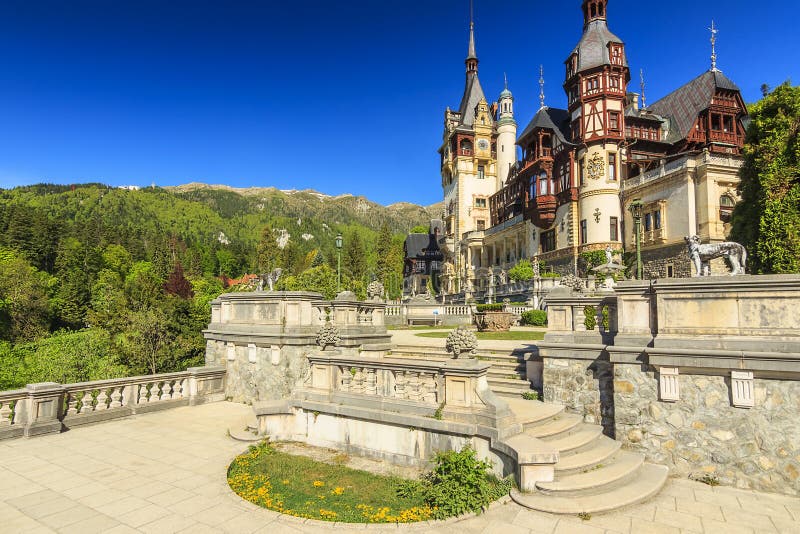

[227,441,511,524]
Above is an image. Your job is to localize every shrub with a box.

[475,303,504,312]
[583,305,597,330]
[508,260,534,282]
[521,391,539,401]
[409,446,512,519]
[520,310,547,326]
[541,271,561,278]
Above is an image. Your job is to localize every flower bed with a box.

[228,441,510,523]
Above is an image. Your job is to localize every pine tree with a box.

[730,82,800,273]
[343,231,366,281]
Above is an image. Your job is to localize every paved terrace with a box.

[0,402,798,534]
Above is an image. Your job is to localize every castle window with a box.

[477,165,485,180]
[610,216,619,241]
[474,198,487,208]
[460,139,472,155]
[541,230,556,253]
[720,195,736,208]
[477,219,486,231]
[579,158,586,186]
[653,210,662,230]
[644,213,652,232]
[608,153,617,181]
[609,112,620,131]
[580,220,588,245]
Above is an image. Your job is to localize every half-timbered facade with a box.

[438,0,748,293]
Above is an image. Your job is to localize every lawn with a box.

[227,442,433,523]
[414,330,545,341]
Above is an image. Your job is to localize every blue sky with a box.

[0,0,796,205]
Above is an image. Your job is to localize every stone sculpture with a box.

[684,235,747,276]
[561,273,583,292]
[258,268,283,291]
[533,259,540,278]
[605,245,614,266]
[316,323,341,351]
[366,280,384,301]
[445,326,477,359]
[498,269,507,285]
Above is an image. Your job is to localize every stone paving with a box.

[0,402,798,533]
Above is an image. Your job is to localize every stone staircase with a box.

[390,345,533,398]
[504,397,668,514]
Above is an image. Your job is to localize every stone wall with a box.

[206,340,310,403]
[614,362,800,495]
[542,356,615,436]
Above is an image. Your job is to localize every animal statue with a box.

[366,280,384,301]
[684,235,747,277]
[259,268,283,291]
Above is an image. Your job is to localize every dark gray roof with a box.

[404,233,442,259]
[457,73,489,128]
[571,20,627,71]
[517,107,572,146]
[648,70,742,143]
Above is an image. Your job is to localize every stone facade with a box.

[614,363,800,495]
[537,275,800,496]
[542,357,614,436]
[642,242,731,279]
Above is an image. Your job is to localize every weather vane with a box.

[539,65,545,109]
[709,20,719,72]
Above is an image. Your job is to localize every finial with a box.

[504,72,508,90]
[539,65,546,109]
[640,68,647,109]
[709,20,719,72]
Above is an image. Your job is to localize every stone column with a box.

[23,383,65,437]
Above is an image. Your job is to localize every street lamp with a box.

[335,233,343,292]
[628,199,644,280]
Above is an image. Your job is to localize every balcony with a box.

[709,131,740,145]
[525,194,558,228]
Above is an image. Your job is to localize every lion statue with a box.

[257,268,283,291]
[684,235,747,277]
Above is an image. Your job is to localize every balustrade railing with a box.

[0,366,225,441]
[307,354,489,409]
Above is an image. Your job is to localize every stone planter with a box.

[474,311,514,332]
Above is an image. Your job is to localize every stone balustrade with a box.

[0,366,226,441]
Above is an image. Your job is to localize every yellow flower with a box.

[331,486,345,495]
[312,480,325,487]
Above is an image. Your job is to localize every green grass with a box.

[387,325,448,331]
[414,331,545,341]
[227,442,433,523]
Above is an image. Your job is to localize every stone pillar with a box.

[23,383,64,437]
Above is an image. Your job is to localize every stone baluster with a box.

[148,383,160,403]
[0,401,11,427]
[365,368,377,395]
[395,371,407,399]
[66,392,79,416]
[95,389,109,411]
[340,367,352,392]
[407,372,421,401]
[352,368,365,394]
[172,379,183,399]
[420,373,437,404]
[160,381,172,401]
[109,387,123,409]
[138,384,149,404]
[79,391,94,414]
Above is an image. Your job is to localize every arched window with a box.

[720,195,736,208]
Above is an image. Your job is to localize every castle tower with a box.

[496,78,517,187]
[565,0,628,252]
[438,15,499,290]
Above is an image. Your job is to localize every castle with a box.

[437,0,748,295]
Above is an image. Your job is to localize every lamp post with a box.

[335,232,343,292]
[628,199,644,280]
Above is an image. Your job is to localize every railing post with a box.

[23,383,65,438]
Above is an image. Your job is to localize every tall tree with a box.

[731,83,800,273]
[343,230,366,281]
[255,223,281,273]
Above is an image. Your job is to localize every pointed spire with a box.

[640,68,647,109]
[539,65,546,109]
[504,72,508,90]
[709,20,719,72]
[464,1,478,75]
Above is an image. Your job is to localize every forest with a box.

[0,183,430,390]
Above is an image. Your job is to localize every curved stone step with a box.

[228,426,261,442]
[538,424,603,453]
[491,385,535,398]
[536,451,644,492]
[511,463,668,514]
[505,398,564,429]
[526,413,583,438]
[555,436,621,473]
